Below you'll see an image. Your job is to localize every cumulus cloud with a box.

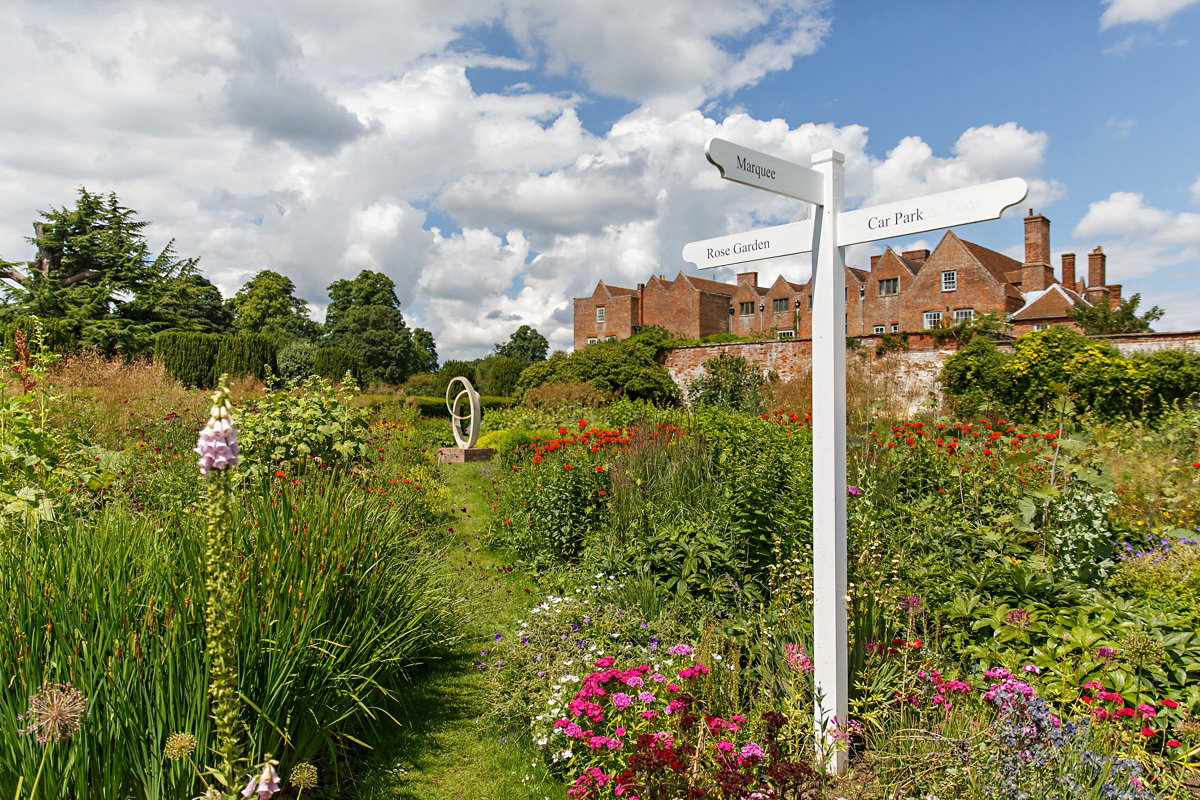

[1100,0,1200,29]
[0,0,1084,357]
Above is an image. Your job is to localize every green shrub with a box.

[485,356,525,396]
[515,339,679,404]
[435,360,477,397]
[400,371,438,396]
[275,339,316,381]
[313,346,363,384]
[475,428,544,453]
[2,315,77,356]
[236,375,371,478]
[687,352,768,413]
[405,395,514,419]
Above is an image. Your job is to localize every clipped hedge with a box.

[313,346,364,385]
[3,316,78,357]
[406,395,514,419]
[155,332,278,388]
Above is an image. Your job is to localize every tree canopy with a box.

[0,188,209,354]
[1066,293,1164,335]
[494,325,548,363]
[227,270,321,341]
[322,270,430,386]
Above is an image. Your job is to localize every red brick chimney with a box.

[902,248,930,264]
[736,271,759,287]
[1087,247,1106,288]
[1021,211,1054,292]
[1061,253,1076,292]
[870,255,882,270]
[1024,210,1050,266]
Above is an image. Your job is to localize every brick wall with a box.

[1093,330,1200,355]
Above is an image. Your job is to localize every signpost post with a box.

[685,138,1027,775]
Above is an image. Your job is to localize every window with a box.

[953,308,974,324]
[878,278,899,296]
[777,330,795,340]
[596,306,605,324]
[941,271,957,292]
[739,301,755,316]
[772,298,789,313]
[890,324,899,333]
[1034,322,1051,332]
[606,335,617,341]
[586,337,598,344]
[872,325,885,334]
[923,311,943,329]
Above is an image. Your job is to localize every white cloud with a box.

[1100,0,1200,29]
[1106,116,1138,138]
[1191,174,1200,203]
[0,1,1077,358]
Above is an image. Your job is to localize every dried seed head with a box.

[290,761,319,789]
[18,681,88,744]
[164,732,197,760]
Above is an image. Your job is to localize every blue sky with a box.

[1,0,1198,357]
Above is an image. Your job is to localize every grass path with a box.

[353,462,567,800]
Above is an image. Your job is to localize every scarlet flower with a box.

[1163,698,1179,709]
[558,427,568,435]
[1140,727,1155,737]
[598,490,607,496]
[1168,739,1182,747]
[275,470,286,477]
[564,464,573,471]
[595,465,604,473]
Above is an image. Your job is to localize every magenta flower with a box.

[846,485,862,497]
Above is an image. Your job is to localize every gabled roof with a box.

[1012,283,1092,321]
[848,267,868,283]
[593,280,637,298]
[677,272,737,296]
[876,247,924,276]
[954,232,1023,284]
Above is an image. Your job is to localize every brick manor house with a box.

[574,212,1125,350]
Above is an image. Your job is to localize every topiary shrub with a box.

[435,360,477,397]
[155,332,222,388]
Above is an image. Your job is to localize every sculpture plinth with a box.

[437,447,494,463]
[438,376,493,463]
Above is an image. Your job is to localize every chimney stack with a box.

[736,271,759,287]
[1021,211,1055,292]
[1087,247,1106,288]
[1024,210,1051,267]
[1061,253,1076,291]
[870,254,881,270]
[901,248,930,264]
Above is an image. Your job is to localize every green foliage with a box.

[940,327,1200,421]
[324,271,424,385]
[236,375,371,478]
[686,352,768,412]
[1067,293,1165,334]
[154,333,278,388]
[312,346,363,384]
[2,315,77,356]
[494,325,549,363]
[435,360,477,397]
[483,355,525,396]
[275,339,316,381]
[3,188,205,356]
[400,371,438,396]
[0,470,456,797]
[411,327,438,372]
[515,338,680,404]
[227,270,321,341]
[404,395,513,419]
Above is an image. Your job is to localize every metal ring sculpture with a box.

[445,376,481,449]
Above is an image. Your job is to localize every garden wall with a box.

[661,328,1200,409]
[661,337,957,409]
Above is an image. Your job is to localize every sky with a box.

[1,0,1199,359]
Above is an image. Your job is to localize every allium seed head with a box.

[164,732,197,760]
[289,761,319,790]
[18,681,88,744]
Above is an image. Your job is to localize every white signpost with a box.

[686,138,1027,775]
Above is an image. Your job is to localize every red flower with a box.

[564,464,573,471]
[908,639,922,650]
[598,490,607,496]
[1168,739,1182,747]
[1163,698,1179,709]
[1081,696,1093,704]
[595,465,604,473]
[558,427,568,435]
[1140,727,1155,737]
[578,420,588,430]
